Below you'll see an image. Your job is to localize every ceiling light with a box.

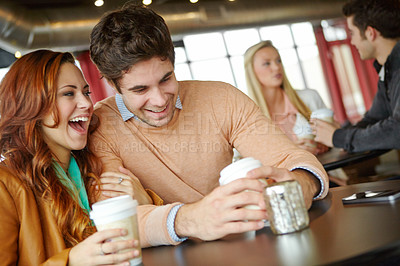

[94,0,104,7]
[190,0,199,3]
[15,51,21,59]
[143,0,152,5]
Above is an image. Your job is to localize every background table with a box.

[141,180,400,266]
[317,148,390,171]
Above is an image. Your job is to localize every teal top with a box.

[53,156,91,214]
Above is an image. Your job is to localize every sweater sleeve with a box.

[91,103,181,247]
[90,103,126,172]
[333,75,400,152]
[137,203,183,247]
[90,104,163,206]
[216,83,329,199]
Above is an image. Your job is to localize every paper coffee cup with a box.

[220,157,266,210]
[294,124,316,148]
[310,108,334,123]
[293,113,316,148]
[90,195,142,266]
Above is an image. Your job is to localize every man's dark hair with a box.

[342,0,400,39]
[89,2,175,92]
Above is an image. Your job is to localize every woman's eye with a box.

[64,92,74,96]
[84,91,92,96]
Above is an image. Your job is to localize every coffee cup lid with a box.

[310,108,333,118]
[90,195,138,222]
[219,157,262,185]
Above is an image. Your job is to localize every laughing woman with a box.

[0,50,141,265]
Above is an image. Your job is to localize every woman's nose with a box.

[77,93,93,109]
[271,62,280,70]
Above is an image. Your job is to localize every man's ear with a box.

[365,26,380,41]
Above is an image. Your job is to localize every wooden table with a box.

[141,180,400,266]
[317,148,390,171]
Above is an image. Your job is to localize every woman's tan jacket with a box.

[0,166,70,265]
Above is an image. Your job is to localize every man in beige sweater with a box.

[89,3,329,247]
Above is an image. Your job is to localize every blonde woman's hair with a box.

[244,40,311,120]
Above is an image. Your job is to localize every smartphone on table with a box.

[342,189,400,204]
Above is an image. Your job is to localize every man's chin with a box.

[140,115,173,128]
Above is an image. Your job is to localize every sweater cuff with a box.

[140,203,182,247]
[290,166,325,199]
[166,204,188,242]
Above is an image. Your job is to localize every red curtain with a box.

[314,26,347,124]
[314,22,378,124]
[76,51,115,105]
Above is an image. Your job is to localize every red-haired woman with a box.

[0,50,142,265]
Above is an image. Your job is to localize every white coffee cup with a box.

[220,157,266,210]
[295,124,316,148]
[310,108,334,123]
[293,113,316,148]
[90,195,142,266]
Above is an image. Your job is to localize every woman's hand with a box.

[98,166,153,205]
[294,138,329,155]
[295,138,319,155]
[315,142,330,155]
[68,229,139,266]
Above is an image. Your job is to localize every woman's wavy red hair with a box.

[0,49,101,247]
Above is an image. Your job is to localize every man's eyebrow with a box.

[160,71,173,82]
[128,85,147,91]
[126,71,173,91]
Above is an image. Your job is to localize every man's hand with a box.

[246,166,320,209]
[174,178,268,241]
[310,118,339,147]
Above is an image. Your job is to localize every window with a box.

[174,22,330,108]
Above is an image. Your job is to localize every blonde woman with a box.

[244,40,329,155]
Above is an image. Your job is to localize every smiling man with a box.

[116,58,178,128]
[89,3,329,248]
[312,0,400,152]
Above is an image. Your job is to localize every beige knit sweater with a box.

[90,80,329,247]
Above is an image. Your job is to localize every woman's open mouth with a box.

[68,116,89,134]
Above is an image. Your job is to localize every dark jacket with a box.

[333,41,400,152]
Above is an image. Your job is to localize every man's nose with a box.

[149,87,168,107]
